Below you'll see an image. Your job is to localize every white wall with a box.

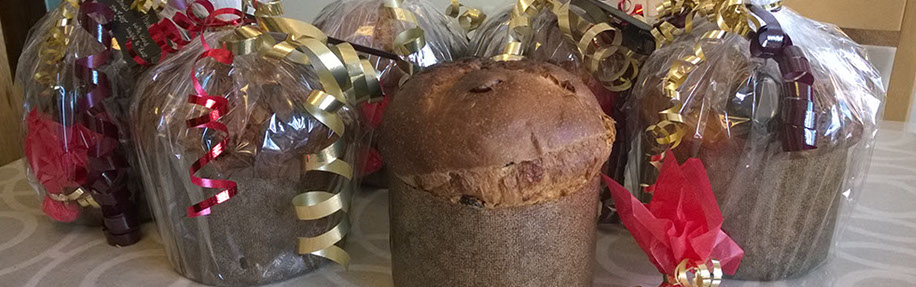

[282,0,513,22]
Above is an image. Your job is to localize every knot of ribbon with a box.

[660,259,723,287]
[183,0,382,269]
[748,4,816,151]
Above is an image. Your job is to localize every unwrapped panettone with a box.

[381,58,615,287]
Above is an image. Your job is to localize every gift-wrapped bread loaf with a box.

[315,0,469,182]
[381,58,615,287]
[315,0,467,103]
[131,28,365,285]
[625,4,884,280]
[17,0,144,246]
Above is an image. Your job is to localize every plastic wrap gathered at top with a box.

[624,2,885,281]
[472,1,641,118]
[315,0,468,73]
[130,4,380,284]
[314,0,467,104]
[314,0,470,179]
[16,0,145,246]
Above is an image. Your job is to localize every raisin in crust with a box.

[380,58,615,207]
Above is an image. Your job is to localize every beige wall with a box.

[0,20,23,166]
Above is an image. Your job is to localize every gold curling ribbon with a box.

[130,0,168,14]
[644,30,725,169]
[642,0,761,190]
[491,0,642,91]
[35,2,78,86]
[221,1,382,268]
[665,259,723,287]
[446,0,487,34]
[554,1,642,91]
[762,0,783,11]
[492,0,543,61]
[34,2,101,209]
[384,0,427,57]
[48,187,101,208]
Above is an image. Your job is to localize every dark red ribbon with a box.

[183,8,243,218]
[76,0,141,246]
[749,5,817,152]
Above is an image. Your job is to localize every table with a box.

[2,122,915,287]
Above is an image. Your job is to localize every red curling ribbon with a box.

[76,0,141,246]
[618,0,644,16]
[127,0,248,66]
[748,5,817,152]
[183,14,240,217]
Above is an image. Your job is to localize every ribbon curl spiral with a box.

[184,0,381,268]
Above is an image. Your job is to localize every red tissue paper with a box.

[603,150,745,277]
[24,109,112,222]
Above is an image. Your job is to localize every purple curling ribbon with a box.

[76,1,141,246]
[749,5,817,152]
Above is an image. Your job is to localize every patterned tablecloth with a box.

[1,122,915,287]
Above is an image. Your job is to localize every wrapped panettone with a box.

[625,3,884,281]
[381,58,615,287]
[315,0,469,181]
[17,0,144,246]
[131,7,380,285]
[315,0,466,90]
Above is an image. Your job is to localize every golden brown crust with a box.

[380,58,615,207]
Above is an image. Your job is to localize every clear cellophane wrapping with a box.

[314,0,468,86]
[16,1,145,244]
[131,29,370,285]
[313,0,469,181]
[624,5,884,281]
[472,4,626,121]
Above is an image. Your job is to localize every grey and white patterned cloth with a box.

[1,122,915,287]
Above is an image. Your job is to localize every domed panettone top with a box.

[380,59,615,207]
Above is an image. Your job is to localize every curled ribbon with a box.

[661,259,723,287]
[128,0,249,66]
[34,2,77,86]
[747,5,816,151]
[618,0,645,16]
[491,0,542,61]
[185,0,382,268]
[641,1,815,193]
[75,0,142,246]
[641,0,760,190]
[48,187,101,208]
[556,2,641,91]
[130,0,168,13]
[446,0,487,34]
[184,6,247,218]
[384,0,427,57]
[492,0,643,91]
